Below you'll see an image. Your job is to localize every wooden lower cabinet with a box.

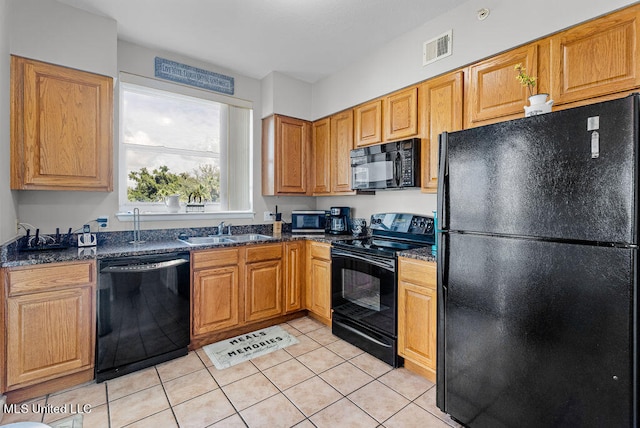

[305,241,332,325]
[192,248,241,336]
[284,241,305,313]
[397,257,437,382]
[244,244,283,322]
[2,261,96,399]
[193,265,241,335]
[192,242,308,346]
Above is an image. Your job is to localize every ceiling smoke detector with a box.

[477,8,490,21]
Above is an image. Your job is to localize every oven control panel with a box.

[369,213,435,237]
[409,215,435,235]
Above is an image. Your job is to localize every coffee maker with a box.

[328,207,351,235]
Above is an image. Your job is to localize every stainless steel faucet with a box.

[217,221,225,236]
[226,223,233,235]
[130,207,144,244]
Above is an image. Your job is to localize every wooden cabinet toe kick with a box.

[3,368,94,405]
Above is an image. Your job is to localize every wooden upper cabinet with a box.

[330,110,355,193]
[550,6,640,106]
[11,56,113,191]
[385,86,419,140]
[311,118,331,194]
[354,99,382,147]
[466,44,538,127]
[262,114,311,195]
[420,71,464,193]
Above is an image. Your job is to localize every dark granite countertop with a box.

[0,230,355,268]
[397,246,437,263]
[1,223,436,267]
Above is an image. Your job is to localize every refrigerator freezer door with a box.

[441,95,638,245]
[437,233,635,428]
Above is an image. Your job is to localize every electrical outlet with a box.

[97,215,109,229]
[263,211,274,222]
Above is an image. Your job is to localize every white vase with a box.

[524,94,554,117]
[164,194,180,213]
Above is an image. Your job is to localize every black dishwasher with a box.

[96,252,190,382]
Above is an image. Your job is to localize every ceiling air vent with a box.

[423,30,452,66]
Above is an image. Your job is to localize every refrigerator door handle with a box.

[435,231,448,410]
[437,132,449,230]
[437,232,447,291]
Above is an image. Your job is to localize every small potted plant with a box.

[515,63,553,116]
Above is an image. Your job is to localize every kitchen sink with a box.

[178,236,233,246]
[228,234,274,242]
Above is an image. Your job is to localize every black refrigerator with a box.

[436,94,638,428]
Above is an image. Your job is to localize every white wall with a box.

[0,0,18,244]
[311,0,639,221]
[9,0,116,77]
[316,190,437,224]
[261,71,313,120]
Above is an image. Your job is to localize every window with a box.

[118,74,253,217]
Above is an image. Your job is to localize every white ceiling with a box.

[56,0,468,83]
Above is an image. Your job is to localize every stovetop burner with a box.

[335,237,427,254]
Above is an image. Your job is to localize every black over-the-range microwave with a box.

[350,138,420,190]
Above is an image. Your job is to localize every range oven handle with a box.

[331,247,395,271]
[100,258,188,273]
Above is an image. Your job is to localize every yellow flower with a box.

[514,63,536,96]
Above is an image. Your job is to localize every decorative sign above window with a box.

[154,57,234,95]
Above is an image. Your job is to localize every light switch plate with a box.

[263,211,274,221]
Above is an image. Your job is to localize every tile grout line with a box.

[156,364,182,428]
[195,348,254,427]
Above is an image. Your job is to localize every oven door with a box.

[331,247,397,336]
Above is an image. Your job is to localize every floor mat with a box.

[202,325,299,369]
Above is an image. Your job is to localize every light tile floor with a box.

[1,317,460,428]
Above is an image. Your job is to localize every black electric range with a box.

[330,213,435,367]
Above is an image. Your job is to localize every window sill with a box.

[115,211,256,222]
